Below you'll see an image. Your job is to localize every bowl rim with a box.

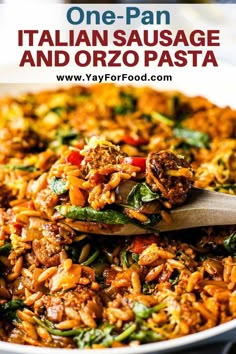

[1,318,236,354]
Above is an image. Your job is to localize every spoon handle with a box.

[107,188,236,236]
[157,188,236,232]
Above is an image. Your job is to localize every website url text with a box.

[56,73,172,83]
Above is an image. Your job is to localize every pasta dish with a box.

[0,84,236,349]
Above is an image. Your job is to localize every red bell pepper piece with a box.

[122,136,148,146]
[122,157,146,172]
[130,235,158,254]
[66,150,84,167]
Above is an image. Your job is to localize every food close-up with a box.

[0,83,236,349]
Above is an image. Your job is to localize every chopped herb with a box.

[95,274,105,284]
[131,253,139,263]
[175,250,192,268]
[51,106,74,117]
[172,96,190,122]
[75,325,114,349]
[199,254,209,261]
[115,323,137,342]
[121,250,130,268]
[151,112,174,127]
[81,250,100,266]
[173,125,210,148]
[142,282,156,295]
[51,107,64,116]
[34,315,162,347]
[141,113,152,122]
[114,92,137,115]
[67,238,95,264]
[35,317,114,348]
[0,243,11,256]
[173,141,192,151]
[114,106,129,115]
[16,165,36,172]
[129,328,162,343]
[217,158,226,168]
[14,165,37,172]
[171,141,195,162]
[68,243,81,263]
[169,269,180,285]
[214,184,236,192]
[116,320,163,344]
[0,299,25,321]
[92,257,107,278]
[127,182,160,209]
[34,317,84,337]
[49,177,67,195]
[56,129,80,146]
[172,95,180,114]
[1,165,37,172]
[133,302,165,319]
[74,93,91,103]
[224,232,236,256]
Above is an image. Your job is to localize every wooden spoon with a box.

[67,188,236,236]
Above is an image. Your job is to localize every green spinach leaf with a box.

[131,253,139,263]
[127,182,160,209]
[50,106,74,117]
[1,165,37,172]
[0,299,25,321]
[56,129,80,146]
[151,112,175,127]
[34,317,83,337]
[75,325,114,349]
[115,323,136,342]
[121,250,130,268]
[0,243,11,256]
[114,92,137,115]
[56,205,132,225]
[169,269,180,285]
[49,177,67,195]
[214,184,236,192]
[81,250,100,266]
[173,125,210,148]
[129,328,162,343]
[133,302,165,319]
[142,213,162,227]
[224,232,236,256]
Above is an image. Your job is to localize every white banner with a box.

[0,3,235,107]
